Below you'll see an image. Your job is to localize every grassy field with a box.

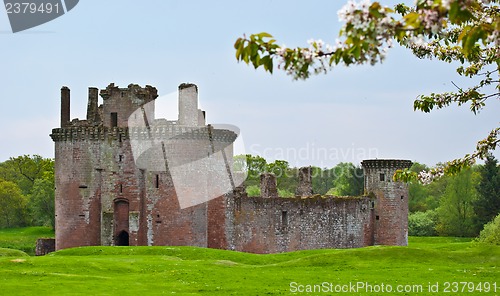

[0,229,498,295]
[0,227,54,256]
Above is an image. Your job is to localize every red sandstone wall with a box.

[227,193,372,254]
[54,138,102,250]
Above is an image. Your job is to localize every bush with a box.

[477,213,500,245]
[408,210,438,236]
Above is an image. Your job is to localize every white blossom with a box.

[275,46,287,56]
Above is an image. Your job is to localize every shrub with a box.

[477,213,500,245]
[408,210,438,236]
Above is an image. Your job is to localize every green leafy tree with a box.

[311,166,337,195]
[329,162,364,196]
[436,167,479,237]
[281,167,299,194]
[419,174,448,210]
[408,162,447,212]
[267,160,290,188]
[473,154,500,230]
[0,179,29,228]
[0,155,54,195]
[242,154,268,187]
[29,171,55,229]
[278,188,294,198]
[408,162,431,212]
[235,1,499,180]
[246,185,261,197]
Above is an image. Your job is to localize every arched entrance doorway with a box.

[116,230,129,246]
[113,198,130,246]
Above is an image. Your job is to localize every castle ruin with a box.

[50,83,412,253]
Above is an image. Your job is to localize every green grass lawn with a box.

[0,227,54,256]
[0,230,498,295]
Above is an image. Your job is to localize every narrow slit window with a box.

[379,173,385,182]
[119,184,123,193]
[119,155,123,162]
[111,112,118,127]
[155,174,159,189]
[282,211,288,228]
[401,195,404,200]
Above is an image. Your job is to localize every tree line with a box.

[408,155,500,238]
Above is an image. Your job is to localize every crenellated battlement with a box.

[50,125,237,143]
[99,83,158,102]
[361,159,412,169]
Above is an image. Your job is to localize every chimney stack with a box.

[178,83,198,126]
[61,86,70,127]
[260,173,278,198]
[86,87,99,124]
[296,167,313,197]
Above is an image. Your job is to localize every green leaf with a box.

[256,32,273,39]
[260,55,273,73]
[235,39,245,60]
[369,2,383,18]
[350,45,361,59]
[403,12,420,29]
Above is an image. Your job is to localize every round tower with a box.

[361,159,412,246]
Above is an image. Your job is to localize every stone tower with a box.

[361,159,412,246]
[51,83,237,251]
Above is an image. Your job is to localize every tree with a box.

[29,172,55,229]
[311,166,337,195]
[408,162,431,212]
[328,162,364,196]
[267,160,290,188]
[246,185,261,196]
[436,167,479,236]
[243,155,267,180]
[408,162,447,212]
[234,0,499,181]
[0,155,54,195]
[0,179,29,228]
[473,154,500,230]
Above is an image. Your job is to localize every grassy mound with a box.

[0,236,498,295]
[0,247,29,257]
[0,227,54,255]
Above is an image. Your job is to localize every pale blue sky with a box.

[0,0,498,167]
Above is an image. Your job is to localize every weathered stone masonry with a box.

[51,83,412,253]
